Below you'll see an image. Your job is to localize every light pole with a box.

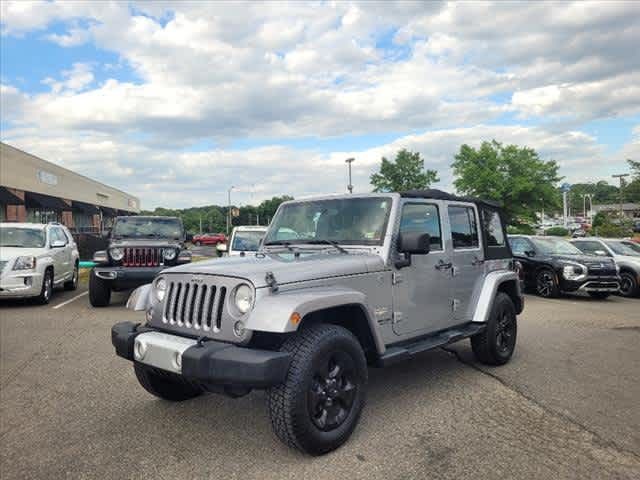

[227,186,234,236]
[345,157,355,193]
[612,173,630,218]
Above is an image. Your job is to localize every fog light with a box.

[233,321,246,337]
[24,277,33,286]
[134,340,147,360]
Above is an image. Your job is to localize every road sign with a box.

[560,183,571,193]
[231,207,240,218]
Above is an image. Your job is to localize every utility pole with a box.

[345,157,355,193]
[227,186,234,236]
[199,213,202,234]
[612,173,630,218]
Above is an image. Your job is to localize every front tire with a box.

[134,363,203,401]
[535,268,560,298]
[267,324,368,455]
[471,292,517,366]
[35,268,53,305]
[89,269,111,307]
[619,271,639,297]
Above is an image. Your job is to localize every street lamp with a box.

[227,186,235,236]
[345,157,355,194]
[612,173,630,218]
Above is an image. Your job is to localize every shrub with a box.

[545,226,569,236]
[507,224,535,234]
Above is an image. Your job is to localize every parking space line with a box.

[52,291,88,310]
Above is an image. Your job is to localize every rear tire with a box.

[64,262,79,291]
[588,292,610,300]
[89,269,111,307]
[267,324,368,455]
[471,292,517,366]
[134,363,203,401]
[35,268,53,305]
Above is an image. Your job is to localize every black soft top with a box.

[401,189,502,209]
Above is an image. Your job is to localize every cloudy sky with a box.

[1,1,639,209]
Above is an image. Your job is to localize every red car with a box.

[192,232,226,246]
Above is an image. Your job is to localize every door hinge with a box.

[392,272,403,285]
[392,311,404,324]
[452,299,460,312]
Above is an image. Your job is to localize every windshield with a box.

[531,237,583,255]
[232,230,265,251]
[0,227,46,248]
[605,241,640,256]
[264,197,392,246]
[112,217,183,240]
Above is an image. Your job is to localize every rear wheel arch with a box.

[300,304,379,364]
[497,279,523,314]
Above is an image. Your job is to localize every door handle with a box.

[471,256,484,266]
[435,260,453,270]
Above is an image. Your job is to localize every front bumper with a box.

[111,322,291,389]
[0,270,43,298]
[561,275,620,293]
[94,266,164,290]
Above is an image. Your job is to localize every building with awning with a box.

[0,142,140,232]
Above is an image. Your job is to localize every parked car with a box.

[0,222,79,304]
[571,237,640,297]
[90,216,192,307]
[226,225,268,256]
[192,232,226,246]
[112,190,523,454]
[508,235,620,299]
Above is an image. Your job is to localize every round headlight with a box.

[234,284,254,314]
[110,247,124,261]
[163,248,177,261]
[155,277,167,301]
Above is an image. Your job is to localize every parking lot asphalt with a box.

[1,283,639,480]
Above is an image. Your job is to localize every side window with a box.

[481,209,505,246]
[51,228,67,245]
[573,241,603,255]
[509,237,530,256]
[448,205,479,249]
[399,203,442,250]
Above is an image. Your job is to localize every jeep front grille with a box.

[162,279,227,331]
[122,247,162,267]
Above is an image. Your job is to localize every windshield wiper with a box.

[304,239,348,254]
[263,240,295,252]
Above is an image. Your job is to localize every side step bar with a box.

[378,322,486,367]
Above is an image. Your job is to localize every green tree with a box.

[370,149,439,192]
[256,196,293,224]
[451,140,562,224]
[625,159,640,203]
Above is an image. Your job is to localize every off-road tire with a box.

[134,363,203,401]
[535,268,560,298]
[588,292,610,300]
[195,241,201,246]
[89,269,111,307]
[619,271,639,298]
[35,268,53,305]
[471,292,517,366]
[64,262,79,291]
[267,324,368,455]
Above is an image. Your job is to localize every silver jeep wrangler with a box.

[112,190,523,455]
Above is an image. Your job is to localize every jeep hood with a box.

[163,252,385,287]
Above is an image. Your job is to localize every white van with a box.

[227,226,268,256]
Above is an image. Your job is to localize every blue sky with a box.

[1,1,638,208]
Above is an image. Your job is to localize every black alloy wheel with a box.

[308,351,358,431]
[536,269,558,298]
[619,271,639,297]
[495,310,516,356]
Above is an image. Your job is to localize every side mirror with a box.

[51,240,66,248]
[525,250,536,257]
[398,232,431,255]
[594,250,608,256]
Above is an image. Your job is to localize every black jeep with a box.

[90,216,191,306]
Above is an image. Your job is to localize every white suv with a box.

[0,222,79,304]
